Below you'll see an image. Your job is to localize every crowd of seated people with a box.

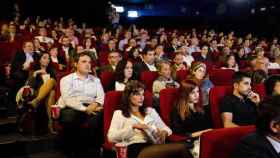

[1,16,280,158]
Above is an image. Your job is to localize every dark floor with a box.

[0,116,66,158]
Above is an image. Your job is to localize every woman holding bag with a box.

[108,80,191,158]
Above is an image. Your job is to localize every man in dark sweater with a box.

[220,72,260,128]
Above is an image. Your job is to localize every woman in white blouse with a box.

[114,60,134,91]
[108,80,191,158]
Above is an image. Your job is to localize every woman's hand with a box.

[33,69,47,77]
[59,64,65,70]
[132,123,149,130]
[156,130,168,143]
[191,128,212,138]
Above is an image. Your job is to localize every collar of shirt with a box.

[72,73,94,81]
[63,46,69,51]
[144,62,157,71]
[266,136,280,154]
[25,52,34,62]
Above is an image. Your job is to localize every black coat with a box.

[231,132,280,158]
[134,61,150,79]
[11,51,39,86]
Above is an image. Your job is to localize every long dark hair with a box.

[32,52,55,78]
[115,59,134,83]
[120,80,146,118]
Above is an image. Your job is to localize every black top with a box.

[170,105,212,136]
[231,132,280,158]
[220,95,257,126]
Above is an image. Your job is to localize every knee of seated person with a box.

[60,109,81,125]
[50,78,57,84]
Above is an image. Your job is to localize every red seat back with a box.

[0,42,18,63]
[200,126,256,158]
[268,69,280,75]
[176,70,189,82]
[209,86,233,128]
[209,69,235,86]
[140,71,159,92]
[159,88,179,125]
[54,72,71,101]
[252,83,266,101]
[159,88,189,141]
[103,90,153,150]
[100,71,115,92]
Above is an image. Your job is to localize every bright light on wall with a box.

[113,6,124,13]
[260,7,266,11]
[127,11,139,18]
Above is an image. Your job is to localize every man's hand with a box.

[85,102,103,115]
[23,62,31,70]
[248,91,260,105]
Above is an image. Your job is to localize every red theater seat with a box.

[209,86,233,128]
[268,69,280,75]
[140,71,159,92]
[252,83,266,101]
[159,88,189,142]
[99,71,115,92]
[200,126,256,158]
[176,70,189,82]
[209,69,235,86]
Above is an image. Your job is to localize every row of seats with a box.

[101,89,258,158]
[99,69,276,93]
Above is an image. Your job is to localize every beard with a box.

[239,90,250,98]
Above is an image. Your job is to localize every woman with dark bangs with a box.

[114,59,134,91]
[108,80,191,158]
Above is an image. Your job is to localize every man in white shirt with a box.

[231,96,280,158]
[58,52,104,158]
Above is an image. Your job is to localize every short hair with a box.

[108,50,120,56]
[141,46,154,55]
[74,52,92,63]
[264,75,280,96]
[256,96,280,135]
[233,72,251,84]
[157,60,171,72]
